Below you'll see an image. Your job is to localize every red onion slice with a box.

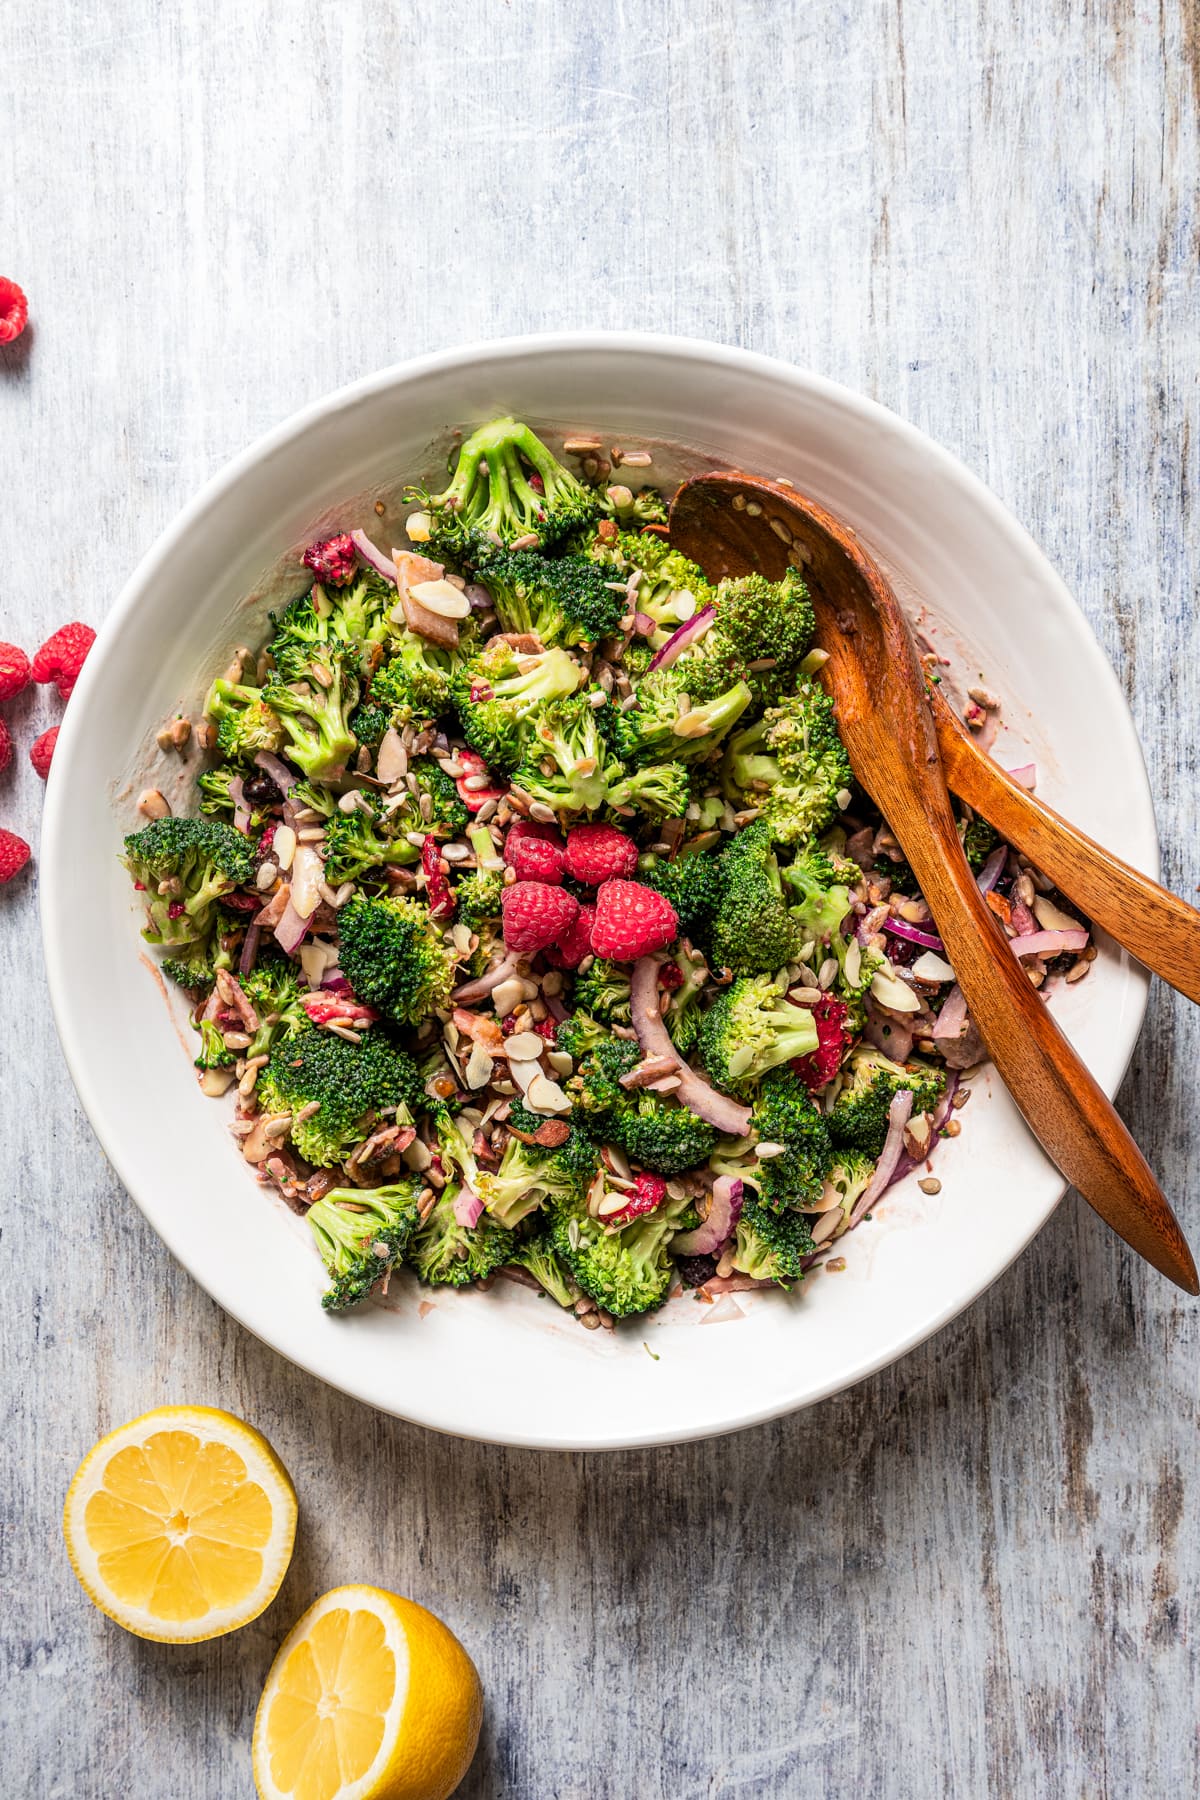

[645,605,716,674]
[238,922,261,977]
[630,957,752,1136]
[1005,762,1037,790]
[863,996,914,1062]
[883,917,945,952]
[673,1177,744,1256]
[1008,928,1089,959]
[228,774,252,834]
[848,1089,914,1229]
[932,983,968,1041]
[976,844,1008,894]
[273,898,311,955]
[453,1184,484,1228]
[254,750,300,795]
[349,528,398,584]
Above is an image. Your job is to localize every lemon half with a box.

[253,1585,483,1800]
[62,1404,297,1643]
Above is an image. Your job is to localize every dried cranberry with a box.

[677,1254,717,1288]
[421,835,455,919]
[791,993,853,1091]
[657,960,684,991]
[243,771,281,806]
[167,901,186,919]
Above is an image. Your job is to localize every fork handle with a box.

[930,686,1200,1007]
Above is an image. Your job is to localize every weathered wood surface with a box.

[2,2,1198,1794]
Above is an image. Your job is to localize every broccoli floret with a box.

[708,821,804,977]
[411,417,604,561]
[639,853,723,938]
[453,825,505,930]
[202,678,285,763]
[337,895,457,1027]
[827,1046,945,1156]
[547,1189,692,1317]
[819,1149,877,1221]
[410,1188,515,1288]
[193,1019,236,1071]
[613,1098,717,1177]
[731,1198,814,1286]
[589,531,716,647]
[712,567,815,673]
[605,761,691,818]
[257,1025,424,1167]
[961,816,1000,870]
[568,1032,642,1126]
[513,696,613,814]
[781,843,855,943]
[404,756,469,836]
[750,1069,833,1210]
[571,962,632,1027]
[478,1124,599,1229]
[507,1230,577,1307]
[722,682,852,844]
[240,952,308,1060]
[368,632,456,726]
[349,698,392,748]
[161,945,221,990]
[262,649,359,781]
[612,669,753,768]
[306,1179,423,1311]
[472,547,624,647]
[454,639,583,769]
[321,568,395,666]
[698,975,821,1100]
[322,797,421,886]
[554,1011,613,1060]
[122,818,255,949]
[196,767,239,820]
[659,952,709,1058]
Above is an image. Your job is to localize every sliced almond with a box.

[502,1030,545,1061]
[406,510,432,543]
[597,1191,630,1219]
[1032,894,1079,934]
[272,824,297,871]
[375,727,407,785]
[525,1073,571,1115]
[911,950,955,983]
[507,1058,542,1095]
[869,967,922,1013]
[409,578,472,619]
[464,1044,495,1089]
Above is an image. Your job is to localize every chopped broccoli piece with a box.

[513,696,614,814]
[477,1124,599,1229]
[411,416,604,562]
[827,1046,946,1156]
[780,843,855,943]
[547,1189,693,1318]
[750,1069,833,1210]
[337,895,457,1027]
[709,821,804,977]
[454,825,505,930]
[698,975,821,1100]
[322,797,422,886]
[507,1230,577,1307]
[472,547,624,647]
[349,698,392,748]
[368,632,456,726]
[732,1198,814,1286]
[194,1018,236,1071]
[567,1032,642,1127]
[122,818,255,948]
[819,1149,877,1221]
[613,1097,717,1177]
[639,852,723,938]
[722,682,852,844]
[554,1012,612,1060]
[240,952,308,1060]
[454,639,583,769]
[588,530,716,646]
[605,761,691,818]
[202,678,286,764]
[612,669,753,768]
[712,567,815,673]
[307,1179,423,1311]
[570,962,631,1026]
[262,649,359,781]
[410,1188,514,1288]
[257,1025,424,1168]
[961,817,1000,870]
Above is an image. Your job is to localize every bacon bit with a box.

[422,834,455,917]
[302,992,379,1029]
[985,889,1012,924]
[473,1129,501,1166]
[453,1007,506,1052]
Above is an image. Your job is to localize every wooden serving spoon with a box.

[669,470,1198,1294]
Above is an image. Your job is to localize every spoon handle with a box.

[930,686,1200,1006]
[889,794,1199,1293]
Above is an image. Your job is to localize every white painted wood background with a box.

[3,2,1198,1794]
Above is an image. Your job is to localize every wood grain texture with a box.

[2,1,1198,1795]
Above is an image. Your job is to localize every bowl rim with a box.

[40,330,1157,1447]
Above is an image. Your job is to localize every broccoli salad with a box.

[121,416,1095,1327]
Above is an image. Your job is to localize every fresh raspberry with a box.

[563,822,638,885]
[501,881,580,954]
[302,532,357,588]
[29,725,58,778]
[791,994,853,1091]
[503,817,564,867]
[590,879,678,962]
[0,642,30,701]
[2,827,34,879]
[32,622,96,701]
[455,750,506,813]
[0,717,11,774]
[542,902,596,969]
[533,1017,559,1042]
[0,279,28,346]
[421,835,456,918]
[604,1171,667,1226]
[508,834,565,884]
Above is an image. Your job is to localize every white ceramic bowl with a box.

[41,333,1157,1449]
